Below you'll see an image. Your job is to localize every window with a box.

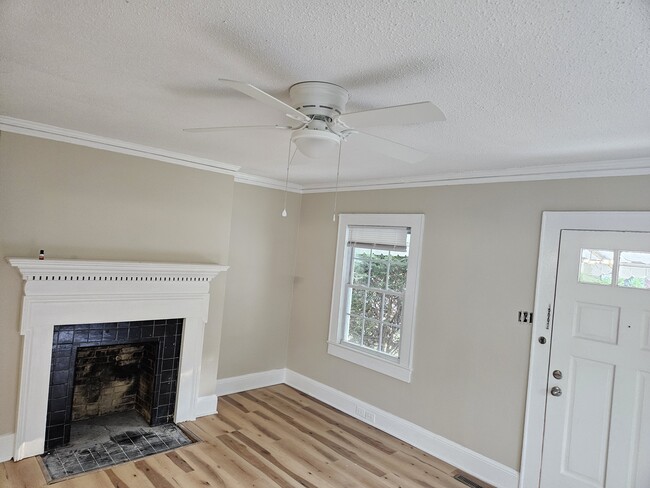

[578,248,650,290]
[328,214,424,382]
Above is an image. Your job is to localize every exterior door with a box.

[540,230,650,487]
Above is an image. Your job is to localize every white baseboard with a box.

[284,370,520,488]
[215,368,519,487]
[215,369,287,397]
[194,395,218,418]
[0,433,15,462]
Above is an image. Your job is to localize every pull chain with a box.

[282,141,298,217]
[332,140,343,222]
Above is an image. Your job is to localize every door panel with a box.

[540,230,650,488]
[562,357,614,485]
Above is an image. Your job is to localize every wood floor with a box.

[0,385,491,488]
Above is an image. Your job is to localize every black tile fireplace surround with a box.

[45,318,183,450]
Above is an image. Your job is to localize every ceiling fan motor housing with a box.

[289,82,349,121]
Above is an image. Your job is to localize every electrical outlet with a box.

[364,411,375,423]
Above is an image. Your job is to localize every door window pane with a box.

[579,249,614,285]
[618,251,650,290]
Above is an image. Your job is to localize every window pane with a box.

[350,289,366,316]
[390,250,408,265]
[354,247,371,259]
[365,291,382,320]
[383,294,403,324]
[352,259,369,286]
[578,249,614,285]
[362,320,380,350]
[370,260,388,289]
[618,251,650,290]
[381,325,401,357]
[388,264,407,292]
[346,316,363,345]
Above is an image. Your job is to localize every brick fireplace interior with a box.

[46,318,183,450]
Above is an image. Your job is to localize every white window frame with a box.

[328,214,424,382]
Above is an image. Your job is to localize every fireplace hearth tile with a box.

[41,423,193,482]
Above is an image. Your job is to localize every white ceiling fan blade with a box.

[184,125,293,133]
[219,79,311,123]
[349,130,430,164]
[338,101,445,129]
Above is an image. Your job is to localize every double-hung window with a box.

[328,214,424,382]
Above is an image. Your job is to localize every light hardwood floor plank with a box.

[0,385,494,487]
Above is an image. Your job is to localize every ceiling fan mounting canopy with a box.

[184,79,446,163]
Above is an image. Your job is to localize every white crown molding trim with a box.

[216,369,287,397]
[0,433,15,462]
[301,157,650,193]
[234,173,302,193]
[0,116,240,176]
[5,116,647,195]
[216,368,518,488]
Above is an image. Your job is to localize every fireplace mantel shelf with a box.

[7,257,228,461]
[7,258,228,282]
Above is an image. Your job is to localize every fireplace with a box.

[7,258,228,461]
[45,319,183,450]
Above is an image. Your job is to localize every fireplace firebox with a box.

[45,319,183,450]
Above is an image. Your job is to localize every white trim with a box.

[520,211,650,488]
[327,214,424,382]
[284,370,519,488]
[234,173,302,193]
[301,157,650,193]
[326,342,412,382]
[0,434,15,462]
[216,369,287,397]
[0,116,240,176]
[3,116,650,195]
[6,257,228,461]
[194,395,218,418]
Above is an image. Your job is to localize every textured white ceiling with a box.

[1,1,649,187]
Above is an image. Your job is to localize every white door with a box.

[540,230,650,488]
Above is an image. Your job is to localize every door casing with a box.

[519,211,650,488]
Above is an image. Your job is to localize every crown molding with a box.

[3,116,649,195]
[301,156,650,193]
[234,172,302,193]
[0,116,240,176]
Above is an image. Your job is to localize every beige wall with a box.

[219,183,301,378]
[287,176,650,470]
[0,132,235,436]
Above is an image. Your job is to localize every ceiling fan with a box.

[184,79,446,163]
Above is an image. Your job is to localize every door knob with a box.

[550,386,562,397]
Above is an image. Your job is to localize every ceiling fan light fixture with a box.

[291,130,340,159]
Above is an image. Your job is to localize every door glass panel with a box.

[618,251,650,290]
[579,249,614,285]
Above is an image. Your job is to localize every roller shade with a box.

[347,225,410,251]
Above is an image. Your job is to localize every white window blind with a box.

[347,225,410,251]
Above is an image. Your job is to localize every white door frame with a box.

[519,211,650,488]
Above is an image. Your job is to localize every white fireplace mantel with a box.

[6,258,228,461]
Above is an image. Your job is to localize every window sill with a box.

[327,341,412,383]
